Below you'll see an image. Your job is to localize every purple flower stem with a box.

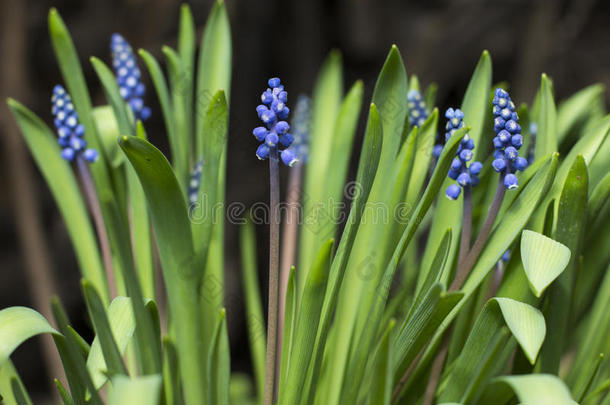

[76,156,116,299]
[264,148,281,405]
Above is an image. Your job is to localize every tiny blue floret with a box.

[52,85,98,163]
[253,78,296,166]
[111,33,151,121]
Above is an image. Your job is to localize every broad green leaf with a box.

[299,50,344,285]
[535,74,558,160]
[195,0,232,153]
[405,109,439,205]
[520,230,571,297]
[92,106,123,167]
[494,374,577,405]
[367,319,396,405]
[90,57,133,135]
[7,100,109,303]
[0,361,33,405]
[207,309,230,405]
[0,307,58,366]
[239,219,266,401]
[557,84,605,145]
[424,82,438,112]
[538,155,588,374]
[107,375,162,405]
[82,281,127,384]
[86,296,135,390]
[119,136,204,404]
[419,51,491,289]
[280,240,333,405]
[440,298,546,403]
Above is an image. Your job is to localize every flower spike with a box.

[444,108,481,200]
[491,88,527,189]
[253,77,296,166]
[110,33,151,121]
[285,95,310,164]
[188,158,203,207]
[51,85,98,163]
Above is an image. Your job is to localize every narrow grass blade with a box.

[535,74,558,160]
[207,309,230,405]
[367,319,396,405]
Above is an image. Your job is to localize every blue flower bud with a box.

[268,77,281,88]
[498,130,511,144]
[275,121,290,134]
[459,149,473,162]
[451,158,462,171]
[285,95,310,163]
[505,146,518,161]
[511,134,523,148]
[83,149,99,163]
[446,184,461,200]
[469,161,483,175]
[261,90,274,104]
[457,172,471,186]
[187,159,203,206]
[256,105,268,117]
[61,148,75,161]
[256,144,270,160]
[514,157,528,171]
[253,127,268,142]
[265,132,279,147]
[504,173,519,189]
[280,148,298,167]
[492,158,507,172]
[279,133,294,147]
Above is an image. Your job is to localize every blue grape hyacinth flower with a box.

[111,33,151,121]
[285,94,310,164]
[492,88,528,189]
[407,90,429,128]
[444,108,482,200]
[188,158,203,207]
[253,77,297,167]
[51,85,98,163]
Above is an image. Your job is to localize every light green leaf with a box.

[107,375,162,405]
[7,99,108,304]
[0,307,59,366]
[0,360,33,405]
[535,74,558,160]
[557,83,605,145]
[195,0,232,154]
[280,240,333,405]
[588,172,610,225]
[86,296,135,390]
[207,309,230,405]
[495,297,546,364]
[405,109,439,205]
[90,57,133,135]
[239,218,266,401]
[494,374,577,405]
[367,319,395,405]
[520,230,571,297]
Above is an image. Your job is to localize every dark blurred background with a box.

[1,0,609,401]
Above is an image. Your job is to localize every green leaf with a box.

[162,338,182,405]
[280,268,297,393]
[439,298,546,403]
[207,309,230,405]
[239,218,266,401]
[520,230,571,297]
[195,0,232,154]
[92,106,124,168]
[557,84,605,145]
[405,109,439,205]
[86,296,135,391]
[414,229,452,301]
[0,307,59,366]
[107,375,162,405]
[300,103,382,405]
[82,281,127,383]
[535,74,558,160]
[90,57,133,135]
[0,361,33,405]
[55,379,75,405]
[177,3,196,164]
[494,374,577,405]
[7,99,109,303]
[119,136,204,404]
[538,155,588,374]
[280,240,333,405]
[367,319,396,405]
[588,172,610,225]
[299,50,344,286]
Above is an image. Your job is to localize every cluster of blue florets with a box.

[111,33,151,121]
[285,95,310,164]
[527,122,537,164]
[407,90,429,128]
[188,158,203,207]
[51,85,98,163]
[445,108,482,200]
[492,88,527,189]
[253,78,297,167]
